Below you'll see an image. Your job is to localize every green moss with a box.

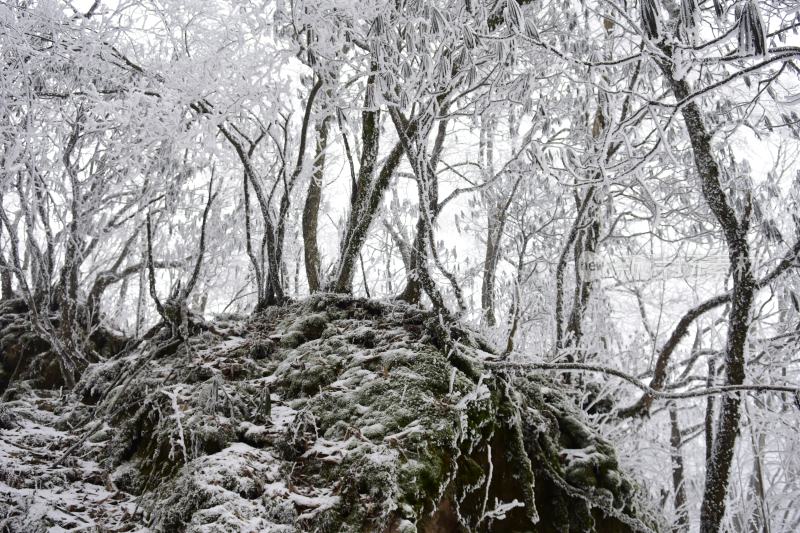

[290,313,328,340]
[457,455,485,488]
[411,451,448,498]
[91,296,657,532]
[565,464,598,488]
[279,330,306,348]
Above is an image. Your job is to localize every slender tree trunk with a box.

[555,187,596,351]
[272,78,323,301]
[331,135,406,294]
[669,404,689,531]
[243,170,264,304]
[565,202,600,350]
[388,108,449,314]
[504,233,530,356]
[555,23,615,357]
[705,356,716,464]
[745,398,770,533]
[59,122,85,382]
[0,258,12,299]
[478,113,521,325]
[25,172,54,305]
[397,221,423,304]
[665,70,756,533]
[0,223,12,299]
[398,110,450,305]
[331,76,390,294]
[480,114,498,325]
[217,124,283,308]
[302,118,330,293]
[481,220,499,325]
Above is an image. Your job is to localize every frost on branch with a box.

[737,0,767,56]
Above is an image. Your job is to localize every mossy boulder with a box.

[73,295,658,532]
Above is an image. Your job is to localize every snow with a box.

[0,396,139,531]
[1,296,654,531]
[481,498,526,522]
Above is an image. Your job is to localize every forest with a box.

[1,0,800,531]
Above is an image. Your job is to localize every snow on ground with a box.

[0,296,656,532]
[0,392,140,531]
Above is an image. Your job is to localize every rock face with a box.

[0,295,659,532]
[0,298,126,392]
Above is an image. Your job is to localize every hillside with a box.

[0,295,658,532]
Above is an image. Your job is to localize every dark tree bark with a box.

[242,152,264,304]
[198,74,322,309]
[22,170,55,304]
[144,175,215,336]
[555,187,597,350]
[330,75,383,293]
[302,118,330,293]
[216,122,282,308]
[397,220,424,304]
[0,224,13,300]
[705,356,716,465]
[504,231,531,357]
[330,90,410,293]
[479,114,498,325]
[564,197,600,349]
[669,404,689,531]
[273,79,323,299]
[664,67,756,533]
[481,216,499,325]
[59,117,86,385]
[87,260,184,320]
[388,107,451,315]
[396,107,465,310]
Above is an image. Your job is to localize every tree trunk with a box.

[666,71,756,533]
[217,124,283,308]
[745,399,770,533]
[705,356,716,464]
[669,404,689,531]
[480,114,498,325]
[397,218,424,304]
[331,79,384,294]
[504,234,530,356]
[555,187,596,350]
[272,78,323,303]
[480,218,499,325]
[0,230,12,300]
[388,108,449,315]
[398,111,450,306]
[565,202,600,351]
[302,118,330,293]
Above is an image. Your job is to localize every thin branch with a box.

[490,361,800,401]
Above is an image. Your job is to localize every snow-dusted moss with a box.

[3,295,659,532]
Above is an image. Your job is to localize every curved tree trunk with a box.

[330,85,381,294]
[666,69,756,533]
[565,204,600,349]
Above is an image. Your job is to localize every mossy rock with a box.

[88,295,658,532]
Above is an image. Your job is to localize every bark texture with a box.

[667,69,756,533]
[302,118,330,293]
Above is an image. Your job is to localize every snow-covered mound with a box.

[1,295,659,531]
